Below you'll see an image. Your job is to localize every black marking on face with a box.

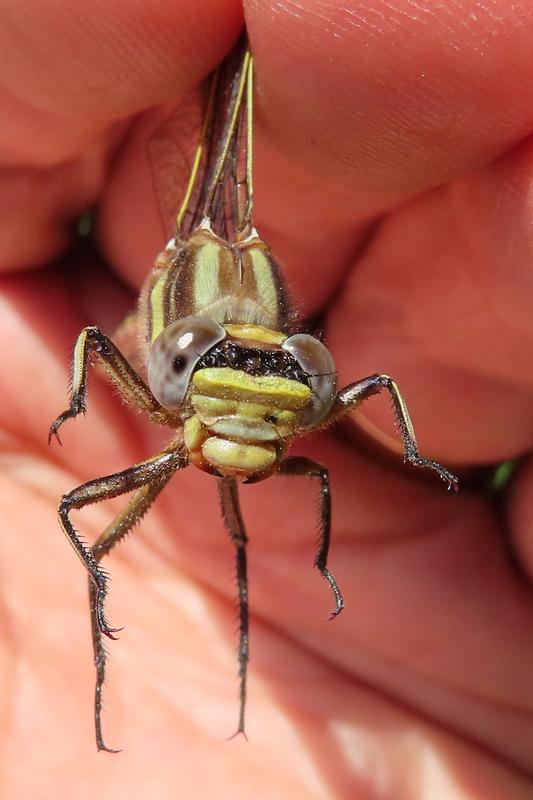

[196,341,311,385]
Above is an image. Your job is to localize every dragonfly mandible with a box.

[49,34,459,753]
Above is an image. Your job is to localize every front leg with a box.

[59,446,187,640]
[49,326,162,444]
[279,457,344,619]
[327,374,459,491]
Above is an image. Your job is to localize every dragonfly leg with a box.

[218,477,249,739]
[89,474,176,752]
[59,447,187,643]
[326,374,459,491]
[49,326,161,444]
[279,457,344,620]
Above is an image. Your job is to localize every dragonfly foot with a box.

[97,739,122,754]
[48,426,63,446]
[227,727,248,742]
[96,604,124,640]
[48,410,74,445]
[408,454,459,492]
[327,604,344,622]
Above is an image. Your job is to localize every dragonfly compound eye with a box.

[281,333,337,427]
[147,317,226,408]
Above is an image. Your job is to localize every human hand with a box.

[1,2,532,797]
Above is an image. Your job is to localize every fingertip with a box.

[245,0,533,191]
[0,1,244,119]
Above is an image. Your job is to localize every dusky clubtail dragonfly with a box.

[49,34,458,752]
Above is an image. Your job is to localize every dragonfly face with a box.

[144,222,338,479]
[49,33,458,753]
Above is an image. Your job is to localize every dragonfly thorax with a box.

[142,222,292,348]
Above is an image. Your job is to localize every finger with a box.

[0,139,110,271]
[453,135,533,335]
[0,1,243,269]
[245,0,533,192]
[326,134,533,463]
[0,1,243,141]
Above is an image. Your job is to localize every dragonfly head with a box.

[147,321,338,478]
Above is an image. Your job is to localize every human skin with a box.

[0,1,533,797]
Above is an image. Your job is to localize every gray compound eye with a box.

[281,333,337,427]
[147,317,226,409]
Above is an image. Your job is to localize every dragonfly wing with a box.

[147,89,204,241]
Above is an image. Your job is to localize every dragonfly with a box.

[49,34,459,753]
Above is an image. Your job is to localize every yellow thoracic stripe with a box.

[248,248,278,321]
[193,238,222,310]
[150,272,168,343]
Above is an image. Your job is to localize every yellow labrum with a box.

[192,368,311,409]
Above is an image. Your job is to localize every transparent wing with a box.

[147,88,205,241]
[147,37,249,243]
